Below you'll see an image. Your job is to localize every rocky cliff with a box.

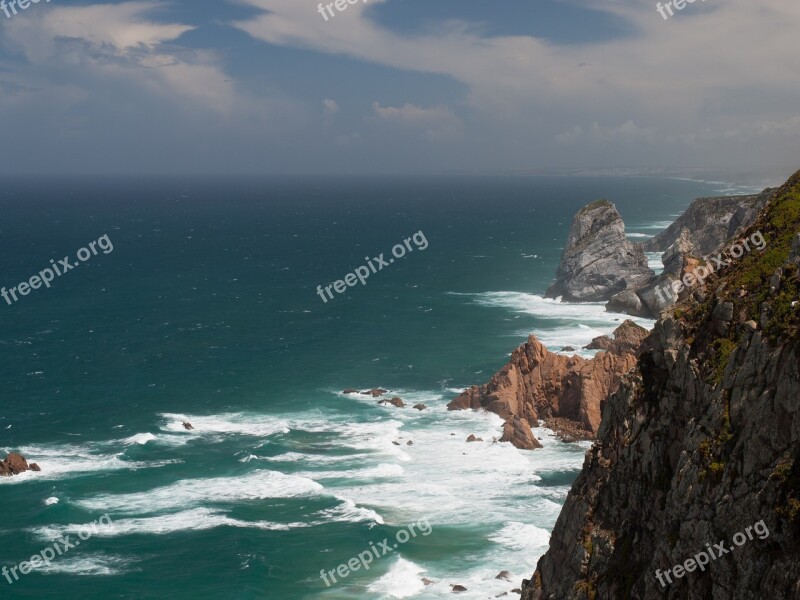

[608,190,772,319]
[447,320,650,448]
[522,170,800,599]
[546,200,654,302]
[645,189,772,255]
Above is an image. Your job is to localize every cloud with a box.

[370,102,464,140]
[231,0,800,164]
[1,2,234,114]
[323,99,340,114]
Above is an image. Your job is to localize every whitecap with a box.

[159,412,290,438]
[366,557,425,598]
[75,470,324,514]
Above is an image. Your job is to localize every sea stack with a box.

[545,200,653,302]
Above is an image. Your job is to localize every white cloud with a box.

[323,99,340,114]
[1,2,235,114]
[370,102,464,140]
[231,0,800,162]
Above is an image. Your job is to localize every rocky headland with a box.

[447,320,650,448]
[521,169,800,599]
[608,189,771,318]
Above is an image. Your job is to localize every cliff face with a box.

[448,320,650,447]
[546,200,654,302]
[645,190,771,255]
[523,171,800,599]
[608,190,772,319]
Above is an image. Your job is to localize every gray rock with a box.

[546,200,654,302]
[645,189,771,254]
[606,288,644,316]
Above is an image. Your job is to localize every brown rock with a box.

[182,422,194,430]
[496,570,512,581]
[413,403,427,410]
[451,585,467,592]
[29,463,41,472]
[422,578,436,586]
[0,452,30,477]
[367,388,388,397]
[448,320,649,447]
[342,388,359,394]
[466,434,483,443]
[584,335,613,350]
[500,417,542,450]
[379,397,405,408]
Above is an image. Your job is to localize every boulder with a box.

[451,585,468,592]
[545,200,654,302]
[560,346,576,352]
[422,578,436,586]
[584,335,613,351]
[466,434,483,443]
[0,452,32,477]
[606,288,645,316]
[29,463,41,472]
[182,422,194,430]
[379,397,405,408]
[367,388,388,397]
[342,388,359,394]
[496,570,512,581]
[500,417,542,450]
[413,403,427,411]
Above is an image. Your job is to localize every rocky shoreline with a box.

[522,169,800,599]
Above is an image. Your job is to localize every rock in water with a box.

[500,416,542,450]
[448,320,649,448]
[182,422,194,430]
[378,397,405,408]
[0,452,32,476]
[545,200,653,302]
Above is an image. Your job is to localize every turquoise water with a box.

[0,175,747,599]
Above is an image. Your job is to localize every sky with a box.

[0,0,798,175]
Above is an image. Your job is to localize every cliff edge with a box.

[522,169,800,599]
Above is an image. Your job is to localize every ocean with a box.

[0,175,765,599]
